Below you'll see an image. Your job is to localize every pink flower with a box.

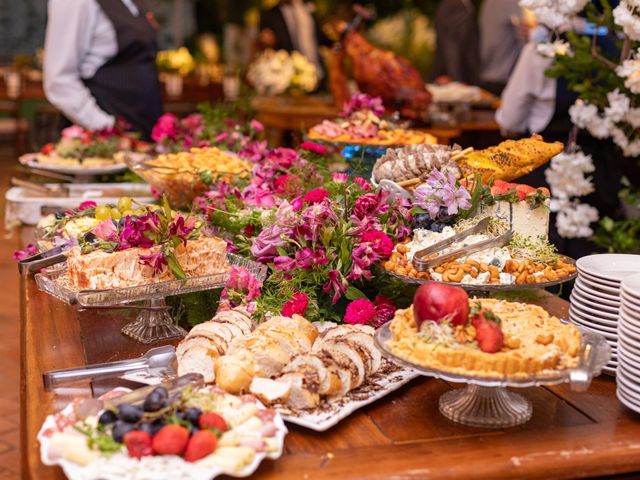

[300,141,328,156]
[214,132,229,144]
[353,176,372,191]
[267,148,299,169]
[150,187,161,200]
[290,196,303,211]
[12,243,38,261]
[220,266,263,310]
[352,192,389,219]
[344,298,377,325]
[180,114,204,136]
[374,295,397,328]
[342,94,385,117]
[250,224,291,263]
[169,215,195,242]
[361,230,394,258]
[77,200,97,211]
[274,255,297,272]
[281,293,309,317]
[250,119,265,132]
[239,140,269,162]
[347,243,379,281]
[151,113,178,142]
[303,188,330,204]
[294,248,314,270]
[274,174,303,197]
[323,269,347,304]
[61,125,85,139]
[139,250,168,273]
[91,219,118,242]
[332,172,349,183]
[312,248,329,266]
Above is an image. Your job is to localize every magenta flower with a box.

[274,201,300,228]
[290,196,303,212]
[323,269,347,304]
[267,148,299,169]
[91,219,118,242]
[312,248,329,266]
[12,243,38,261]
[139,250,168,273]
[332,172,349,183]
[220,266,263,309]
[214,132,229,144]
[180,114,204,136]
[118,215,155,249]
[239,140,269,162]
[344,298,377,325]
[250,224,291,263]
[274,255,297,272]
[342,94,385,117]
[352,192,389,219]
[361,229,394,258]
[250,119,265,132]
[300,141,328,156]
[169,215,195,242]
[281,292,309,318]
[294,248,314,270]
[353,176,372,191]
[300,200,338,242]
[373,294,397,328]
[243,184,278,208]
[77,200,97,211]
[151,113,178,142]
[347,243,380,281]
[274,173,303,197]
[303,188,330,204]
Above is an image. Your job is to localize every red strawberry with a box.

[470,311,487,329]
[151,425,190,455]
[475,319,504,353]
[123,430,153,459]
[490,180,516,195]
[40,143,54,155]
[184,430,218,462]
[199,412,228,433]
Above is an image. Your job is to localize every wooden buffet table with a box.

[21,274,640,480]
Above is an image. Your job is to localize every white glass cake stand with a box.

[35,253,267,344]
[375,323,611,428]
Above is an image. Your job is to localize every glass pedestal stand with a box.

[375,322,611,428]
[34,253,268,344]
[439,384,531,428]
[120,298,187,344]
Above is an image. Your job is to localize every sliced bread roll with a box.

[317,340,366,389]
[177,346,218,383]
[278,372,320,410]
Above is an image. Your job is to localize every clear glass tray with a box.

[375,321,611,428]
[35,253,267,344]
[383,256,578,292]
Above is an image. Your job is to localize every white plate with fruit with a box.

[38,376,287,480]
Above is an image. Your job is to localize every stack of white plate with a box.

[617,273,640,413]
[570,254,640,376]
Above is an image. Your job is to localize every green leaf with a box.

[166,252,187,280]
[345,285,367,300]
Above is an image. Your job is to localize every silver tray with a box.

[375,321,610,428]
[383,256,578,292]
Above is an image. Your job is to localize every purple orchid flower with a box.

[250,224,291,263]
[323,269,347,304]
[139,250,168,273]
[274,255,297,272]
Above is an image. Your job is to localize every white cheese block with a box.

[479,200,549,239]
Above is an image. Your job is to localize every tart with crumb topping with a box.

[387,298,582,378]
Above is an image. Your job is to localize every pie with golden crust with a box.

[387,298,582,378]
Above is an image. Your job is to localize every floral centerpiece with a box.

[194,142,411,327]
[156,47,196,76]
[247,49,318,95]
[38,122,150,165]
[520,0,640,240]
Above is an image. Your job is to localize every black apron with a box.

[84,0,163,140]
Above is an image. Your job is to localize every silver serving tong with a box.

[11,177,69,197]
[18,244,70,274]
[43,345,177,391]
[413,217,513,271]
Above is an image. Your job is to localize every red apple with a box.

[413,282,470,328]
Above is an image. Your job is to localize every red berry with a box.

[475,319,504,353]
[198,412,227,433]
[184,430,218,462]
[123,430,153,459]
[41,143,54,155]
[151,425,190,455]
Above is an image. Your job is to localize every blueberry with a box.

[183,407,202,426]
[143,391,164,412]
[98,410,118,426]
[137,422,154,436]
[153,387,169,401]
[412,213,433,231]
[117,403,143,423]
[112,420,135,443]
[430,223,445,233]
[149,418,165,435]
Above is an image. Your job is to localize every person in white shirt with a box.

[44,0,163,139]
